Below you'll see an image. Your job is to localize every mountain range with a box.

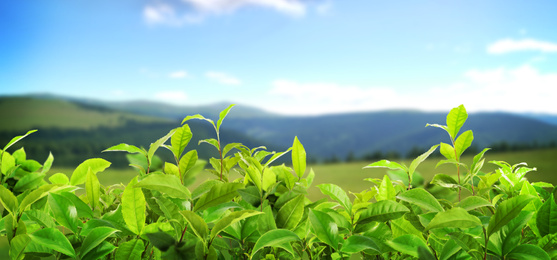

[2,94,557,166]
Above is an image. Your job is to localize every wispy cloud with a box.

[206,71,241,85]
[487,38,557,54]
[169,70,189,79]
[265,65,557,115]
[154,90,188,105]
[144,0,307,26]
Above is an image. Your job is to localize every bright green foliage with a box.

[2,104,555,260]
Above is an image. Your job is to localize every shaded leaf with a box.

[309,209,339,250]
[276,194,305,230]
[115,239,144,260]
[210,210,263,241]
[488,195,535,238]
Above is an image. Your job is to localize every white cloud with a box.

[144,0,306,25]
[316,1,332,15]
[487,38,557,54]
[206,71,241,85]
[264,65,557,115]
[169,70,189,79]
[154,90,188,105]
[268,80,400,115]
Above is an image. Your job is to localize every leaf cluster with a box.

[0,104,555,260]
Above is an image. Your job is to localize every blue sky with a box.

[2,0,557,115]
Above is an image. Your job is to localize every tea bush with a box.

[0,104,555,259]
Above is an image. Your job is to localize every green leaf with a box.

[276,194,305,230]
[86,168,101,210]
[258,205,278,234]
[251,229,300,258]
[376,174,396,201]
[19,184,62,211]
[2,130,37,152]
[386,234,430,258]
[135,173,191,199]
[470,148,490,174]
[245,165,262,193]
[115,239,144,260]
[0,185,18,215]
[537,194,557,237]
[439,142,456,160]
[358,200,410,224]
[2,152,15,175]
[80,226,119,258]
[170,124,192,159]
[446,104,468,141]
[364,160,408,172]
[48,193,80,233]
[262,168,276,192]
[60,192,94,219]
[13,172,45,193]
[217,104,235,131]
[431,174,459,189]
[223,143,243,158]
[70,158,111,186]
[340,235,381,254]
[194,182,243,212]
[457,196,493,211]
[425,207,481,231]
[454,130,473,160]
[292,136,306,179]
[148,129,176,164]
[182,114,214,126]
[210,210,263,241]
[264,148,291,168]
[180,210,209,242]
[199,138,220,150]
[179,150,198,178]
[397,188,444,212]
[81,241,116,260]
[102,143,145,154]
[506,244,550,260]
[40,152,54,174]
[317,183,352,213]
[488,195,535,238]
[122,177,146,235]
[409,145,439,176]
[25,210,56,228]
[49,173,69,184]
[274,165,296,191]
[309,209,339,250]
[9,234,30,260]
[29,228,76,258]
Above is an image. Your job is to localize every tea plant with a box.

[0,104,555,259]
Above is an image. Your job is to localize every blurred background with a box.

[1,0,557,181]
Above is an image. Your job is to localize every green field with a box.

[47,148,557,201]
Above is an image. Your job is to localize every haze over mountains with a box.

[2,94,557,166]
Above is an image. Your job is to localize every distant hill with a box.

[2,94,557,166]
[0,96,172,131]
[223,111,557,160]
[0,95,285,167]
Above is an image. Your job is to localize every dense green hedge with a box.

[0,105,555,259]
